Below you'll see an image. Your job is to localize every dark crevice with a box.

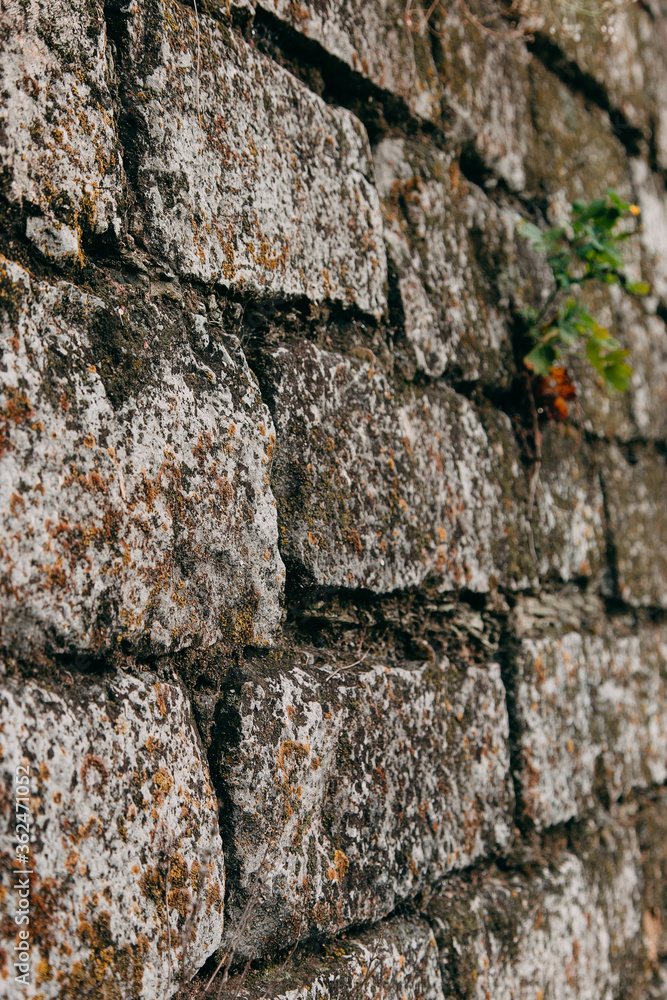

[527,34,644,156]
[250,5,429,146]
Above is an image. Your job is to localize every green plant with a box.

[519,190,649,393]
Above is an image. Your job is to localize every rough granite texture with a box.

[427,815,644,1000]
[0,258,283,657]
[0,670,224,998]
[255,0,442,123]
[214,651,512,957]
[0,0,123,244]
[113,0,387,316]
[511,615,667,829]
[0,0,665,996]
[230,915,445,1000]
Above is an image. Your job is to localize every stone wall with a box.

[0,0,666,996]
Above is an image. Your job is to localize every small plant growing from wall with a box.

[519,190,649,398]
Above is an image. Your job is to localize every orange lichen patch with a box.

[535,366,577,422]
[81,756,109,795]
[0,387,34,457]
[327,849,349,882]
[152,767,174,806]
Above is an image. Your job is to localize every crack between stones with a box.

[527,33,644,157]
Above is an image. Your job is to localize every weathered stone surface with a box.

[599,442,667,609]
[427,817,644,1000]
[263,340,508,593]
[255,0,441,123]
[214,649,512,957]
[0,0,123,241]
[432,5,532,192]
[0,670,224,998]
[636,789,667,971]
[529,1,667,174]
[510,615,667,830]
[480,410,607,591]
[0,258,283,657]
[373,137,515,384]
[525,56,631,207]
[631,159,667,305]
[229,915,444,1000]
[115,0,386,317]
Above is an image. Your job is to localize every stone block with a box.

[599,442,667,608]
[114,0,386,317]
[255,0,441,123]
[427,818,644,1000]
[0,258,283,657]
[511,617,667,829]
[373,137,515,384]
[262,340,508,593]
[226,916,445,1000]
[213,649,512,957]
[529,3,667,174]
[479,409,607,592]
[0,0,123,241]
[432,4,532,192]
[0,671,224,999]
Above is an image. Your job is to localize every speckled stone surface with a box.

[263,339,508,593]
[0,671,224,999]
[213,650,512,957]
[428,816,643,1000]
[112,0,386,316]
[511,613,667,829]
[255,0,441,122]
[0,258,283,657]
[0,0,123,242]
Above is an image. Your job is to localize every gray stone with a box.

[427,817,644,1000]
[228,915,445,1000]
[0,0,123,238]
[0,670,224,999]
[255,0,442,122]
[529,2,667,174]
[25,217,81,261]
[479,410,607,591]
[511,614,667,830]
[435,821,643,993]
[432,5,532,191]
[599,442,667,609]
[264,340,507,593]
[118,0,386,317]
[214,649,512,957]
[0,258,283,657]
[373,137,516,384]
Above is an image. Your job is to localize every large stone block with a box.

[0,0,123,246]
[479,409,607,592]
[213,649,512,957]
[221,915,444,1000]
[432,4,532,192]
[599,442,667,609]
[114,0,386,317]
[510,615,667,830]
[427,818,644,1000]
[0,670,224,998]
[254,0,442,123]
[373,137,516,384]
[0,258,283,657]
[529,2,667,174]
[263,340,508,593]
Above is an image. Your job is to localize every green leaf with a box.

[626,280,650,295]
[524,342,558,375]
[518,221,543,243]
[603,361,632,393]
